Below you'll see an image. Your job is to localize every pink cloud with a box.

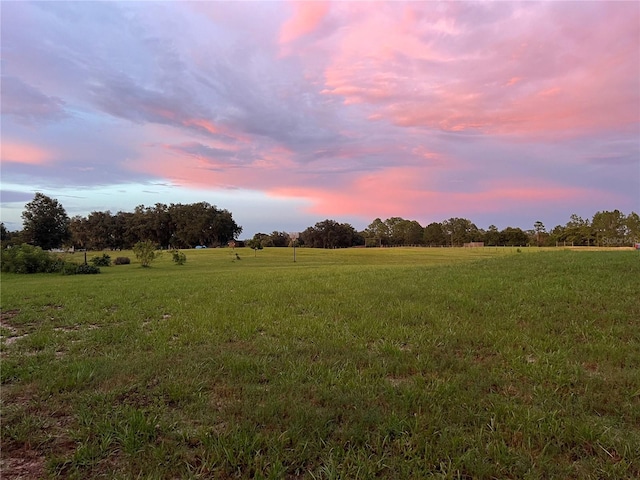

[317,2,639,137]
[279,1,330,44]
[180,118,251,143]
[269,167,621,223]
[1,142,52,165]
[182,118,219,136]
[131,139,300,192]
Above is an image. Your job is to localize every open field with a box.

[1,247,639,479]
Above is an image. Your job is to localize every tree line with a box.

[1,193,638,251]
[1,193,242,250]
[248,211,640,249]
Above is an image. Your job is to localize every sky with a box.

[1,1,639,238]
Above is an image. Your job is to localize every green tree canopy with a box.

[423,222,447,246]
[441,218,480,246]
[300,220,361,248]
[21,193,70,250]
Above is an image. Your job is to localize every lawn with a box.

[1,247,639,479]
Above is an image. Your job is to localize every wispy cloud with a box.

[1,76,68,125]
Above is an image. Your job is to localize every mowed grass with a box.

[1,247,638,479]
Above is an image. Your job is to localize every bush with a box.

[60,262,81,275]
[1,244,56,273]
[0,244,100,275]
[114,257,131,265]
[90,254,111,267]
[171,249,187,265]
[133,240,160,267]
[76,264,100,274]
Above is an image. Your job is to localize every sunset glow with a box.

[1,1,638,235]
[1,143,53,166]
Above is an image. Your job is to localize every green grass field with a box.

[1,247,639,479]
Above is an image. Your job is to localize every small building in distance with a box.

[463,242,485,248]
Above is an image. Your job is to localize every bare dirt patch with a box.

[1,309,25,346]
[1,309,21,322]
[53,324,100,333]
[0,450,46,480]
[2,333,29,346]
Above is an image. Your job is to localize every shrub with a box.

[133,241,160,267]
[1,244,56,273]
[90,254,111,267]
[114,257,131,265]
[170,249,187,265]
[76,264,100,274]
[0,244,98,275]
[60,262,81,275]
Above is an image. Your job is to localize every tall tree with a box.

[382,217,424,245]
[364,218,390,246]
[591,210,626,246]
[625,212,640,244]
[169,202,241,247]
[1,223,8,244]
[564,214,594,246]
[0,222,14,248]
[300,219,359,248]
[269,231,290,247]
[533,220,546,247]
[499,227,529,246]
[69,215,89,249]
[396,219,424,245]
[441,217,480,246]
[423,222,446,246]
[21,193,70,250]
[483,225,500,246]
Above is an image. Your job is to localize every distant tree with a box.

[21,193,70,250]
[363,217,423,246]
[169,202,241,247]
[565,214,594,246]
[399,219,423,245]
[113,211,138,249]
[0,223,10,248]
[625,212,640,244]
[69,216,88,250]
[269,231,290,247]
[364,218,390,246]
[499,227,529,246]
[548,225,566,246]
[246,237,264,256]
[384,217,405,245]
[300,219,359,248]
[151,203,174,249]
[249,233,271,247]
[441,218,480,246]
[85,211,115,250]
[533,221,546,247]
[591,210,626,246]
[383,217,424,245]
[483,225,500,246]
[423,222,446,246]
